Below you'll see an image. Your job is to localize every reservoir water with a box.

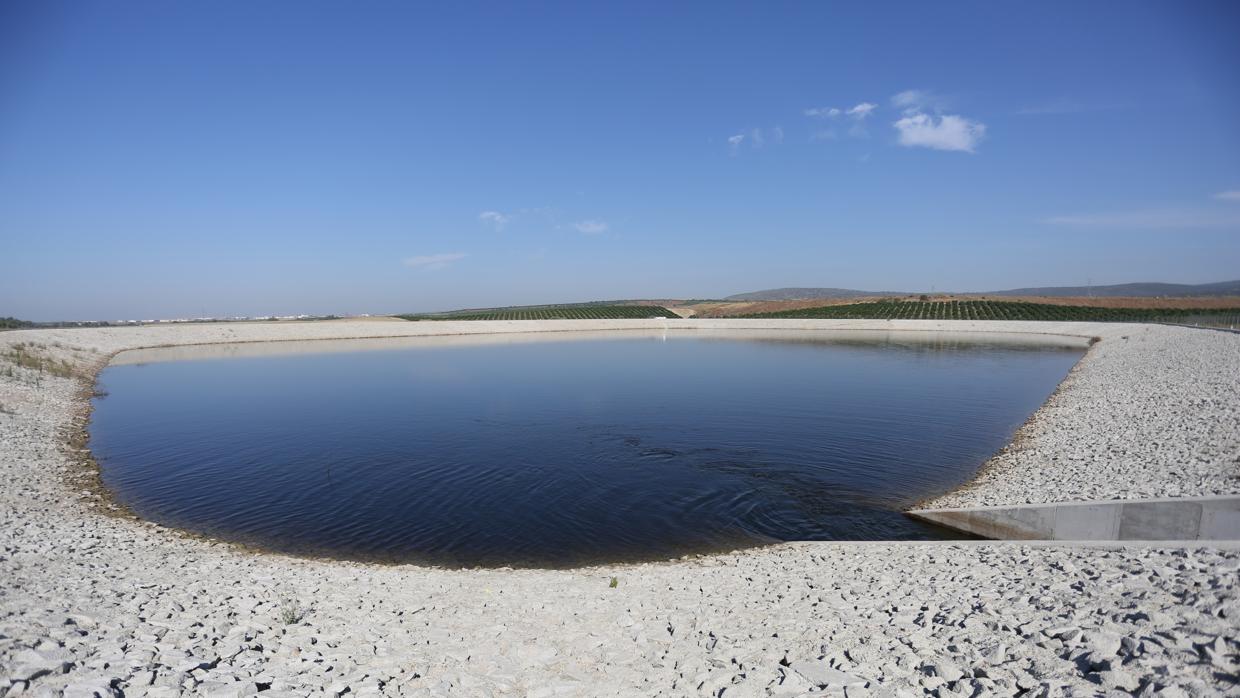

[89,329,1085,567]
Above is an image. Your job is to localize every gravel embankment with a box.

[1,320,1238,696]
[921,322,1240,508]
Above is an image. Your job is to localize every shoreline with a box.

[2,319,1238,695]
[68,324,1081,567]
[905,337,1100,512]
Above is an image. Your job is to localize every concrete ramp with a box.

[908,495,1240,542]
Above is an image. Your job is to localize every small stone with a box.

[1093,668,1141,692]
[8,648,74,682]
[922,661,964,683]
[1085,631,1122,656]
[1044,626,1081,642]
[62,679,122,698]
[790,660,866,688]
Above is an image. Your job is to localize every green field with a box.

[738,300,1240,325]
[397,304,677,321]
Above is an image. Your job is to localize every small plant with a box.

[609,576,618,588]
[278,599,306,625]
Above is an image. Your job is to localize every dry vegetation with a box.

[0,341,92,388]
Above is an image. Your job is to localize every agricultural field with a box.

[396,304,678,321]
[739,299,1240,325]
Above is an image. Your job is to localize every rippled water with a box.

[89,330,1084,566]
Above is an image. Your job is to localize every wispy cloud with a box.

[806,102,874,119]
[1015,99,1127,116]
[572,219,608,235]
[892,90,927,109]
[478,211,509,230]
[1043,209,1240,229]
[891,89,949,112]
[891,89,985,153]
[728,127,783,154]
[846,102,876,119]
[1214,190,1240,202]
[804,102,877,138]
[402,253,467,270]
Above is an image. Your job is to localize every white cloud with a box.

[727,133,744,155]
[804,107,841,118]
[478,211,509,230]
[890,88,984,152]
[846,102,876,119]
[773,126,784,144]
[572,220,608,235]
[893,112,986,153]
[1214,190,1240,202]
[402,253,467,270]
[750,128,765,148]
[1043,209,1240,229]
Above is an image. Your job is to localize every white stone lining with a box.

[1,319,1237,695]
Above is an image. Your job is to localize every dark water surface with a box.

[90,330,1084,567]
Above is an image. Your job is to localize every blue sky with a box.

[2,1,1239,320]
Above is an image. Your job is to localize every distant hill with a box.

[724,287,905,301]
[727,280,1240,301]
[988,280,1240,297]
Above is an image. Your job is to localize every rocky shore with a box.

[1,319,1237,696]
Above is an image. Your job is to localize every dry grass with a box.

[2,342,81,380]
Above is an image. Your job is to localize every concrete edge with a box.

[787,539,1240,550]
[907,495,1240,542]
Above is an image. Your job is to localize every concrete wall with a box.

[908,495,1240,542]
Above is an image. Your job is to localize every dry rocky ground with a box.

[1,320,1238,697]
